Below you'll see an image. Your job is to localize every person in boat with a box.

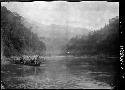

[26,56,30,64]
[20,56,24,64]
[11,56,16,63]
[25,56,29,64]
[30,56,35,65]
[34,56,38,65]
[23,56,28,64]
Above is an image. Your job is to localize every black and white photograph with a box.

[1,1,119,89]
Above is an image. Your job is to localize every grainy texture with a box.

[1,56,117,89]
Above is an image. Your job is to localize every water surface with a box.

[1,56,118,89]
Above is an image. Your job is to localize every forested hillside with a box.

[65,16,119,57]
[1,6,46,57]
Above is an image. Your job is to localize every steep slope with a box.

[1,6,46,57]
[65,16,119,56]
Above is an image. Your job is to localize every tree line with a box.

[1,6,46,57]
[65,16,119,57]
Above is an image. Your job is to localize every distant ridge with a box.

[23,19,90,39]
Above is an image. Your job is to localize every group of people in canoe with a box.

[10,55,45,66]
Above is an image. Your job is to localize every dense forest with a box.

[65,16,119,57]
[1,6,46,57]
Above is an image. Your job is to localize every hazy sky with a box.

[2,1,119,30]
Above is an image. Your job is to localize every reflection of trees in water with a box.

[67,58,117,73]
[65,57,117,86]
[1,64,46,89]
[1,57,117,88]
[1,64,46,78]
[65,58,92,77]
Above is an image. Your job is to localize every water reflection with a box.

[1,56,117,89]
[65,57,118,86]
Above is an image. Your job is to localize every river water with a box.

[1,56,118,89]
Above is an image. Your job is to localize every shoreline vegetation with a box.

[64,16,119,58]
[1,6,119,61]
[1,6,46,59]
[1,5,119,89]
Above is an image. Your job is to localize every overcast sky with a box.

[1,1,119,30]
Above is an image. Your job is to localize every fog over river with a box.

[1,1,119,89]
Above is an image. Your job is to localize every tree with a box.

[1,6,46,57]
[65,16,119,56]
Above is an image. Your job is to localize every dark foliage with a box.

[65,16,119,57]
[1,6,46,57]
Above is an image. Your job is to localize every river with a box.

[1,56,118,89]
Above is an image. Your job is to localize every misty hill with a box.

[1,6,46,57]
[23,19,90,55]
[23,18,90,39]
[65,16,119,56]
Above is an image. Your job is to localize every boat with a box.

[10,56,44,66]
